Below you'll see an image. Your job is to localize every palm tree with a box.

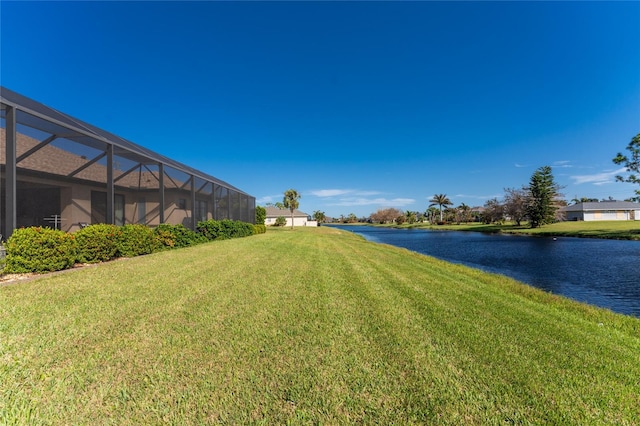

[429,193,452,222]
[405,210,417,224]
[424,206,439,224]
[457,203,471,224]
[283,189,301,229]
[312,210,326,224]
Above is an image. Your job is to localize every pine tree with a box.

[613,133,640,200]
[526,166,561,228]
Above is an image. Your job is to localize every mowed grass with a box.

[1,227,639,424]
[404,220,640,240]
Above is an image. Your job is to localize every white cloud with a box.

[553,160,573,168]
[310,189,381,197]
[353,190,383,196]
[257,194,280,204]
[327,197,415,207]
[570,168,627,185]
[310,189,353,197]
[514,163,528,168]
[454,193,501,200]
[308,189,414,209]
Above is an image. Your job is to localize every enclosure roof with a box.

[1,86,251,196]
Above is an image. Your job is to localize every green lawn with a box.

[1,227,639,424]
[396,220,640,240]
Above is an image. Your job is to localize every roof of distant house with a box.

[264,206,308,218]
[561,201,640,212]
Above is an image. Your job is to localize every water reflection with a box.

[335,225,640,317]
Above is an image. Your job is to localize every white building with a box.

[561,201,640,221]
[264,206,317,227]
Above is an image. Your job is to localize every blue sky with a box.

[2,1,639,218]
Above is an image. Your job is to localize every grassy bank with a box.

[2,227,639,424]
[392,220,640,240]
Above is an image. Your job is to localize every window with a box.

[138,197,146,224]
[91,191,124,225]
[196,199,208,222]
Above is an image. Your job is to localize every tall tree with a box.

[526,166,562,228]
[503,187,528,226]
[346,213,358,223]
[456,203,471,224]
[482,198,504,224]
[312,210,326,224]
[255,205,266,225]
[429,194,452,222]
[424,206,439,224]
[571,197,598,204]
[405,210,417,224]
[370,208,403,224]
[613,132,640,199]
[283,189,301,229]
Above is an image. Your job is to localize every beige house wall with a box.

[66,185,91,231]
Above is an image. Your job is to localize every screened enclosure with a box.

[0,87,255,238]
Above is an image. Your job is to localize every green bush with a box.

[75,224,122,263]
[4,227,77,273]
[253,224,266,234]
[197,219,255,240]
[153,223,206,249]
[256,206,266,225]
[196,219,224,241]
[117,224,155,257]
[220,219,254,239]
[274,216,287,227]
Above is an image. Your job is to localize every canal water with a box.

[334,225,640,317]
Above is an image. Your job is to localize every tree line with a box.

[366,134,640,228]
[268,133,640,228]
[362,166,563,228]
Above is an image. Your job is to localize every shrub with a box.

[75,224,122,263]
[4,227,77,273]
[117,224,155,257]
[253,224,266,234]
[153,223,206,249]
[256,206,266,225]
[220,219,254,239]
[197,219,255,240]
[274,216,287,227]
[196,219,224,241]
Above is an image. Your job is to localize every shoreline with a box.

[329,220,640,241]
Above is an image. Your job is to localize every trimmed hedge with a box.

[196,220,224,241]
[4,227,77,273]
[153,223,207,249]
[197,219,255,240]
[2,219,258,275]
[75,224,122,263]
[117,224,156,257]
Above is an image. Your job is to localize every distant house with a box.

[264,206,316,227]
[470,206,485,221]
[560,201,640,221]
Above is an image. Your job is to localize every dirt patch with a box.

[0,272,37,284]
[0,262,101,286]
